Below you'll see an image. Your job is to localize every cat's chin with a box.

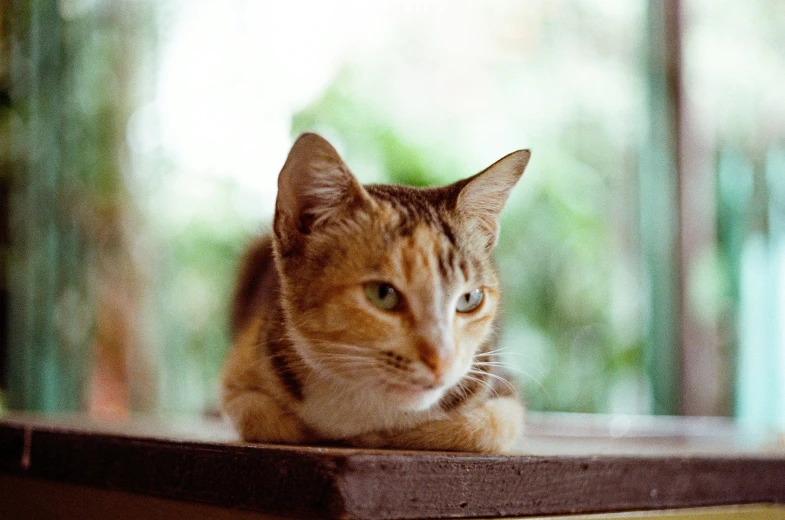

[385,382,444,411]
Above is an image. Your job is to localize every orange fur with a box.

[221,133,530,453]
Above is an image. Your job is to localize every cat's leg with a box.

[350,396,524,453]
[221,327,312,444]
[221,386,312,443]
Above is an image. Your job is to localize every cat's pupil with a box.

[364,281,401,311]
[456,288,483,313]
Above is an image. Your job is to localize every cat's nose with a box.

[416,339,455,381]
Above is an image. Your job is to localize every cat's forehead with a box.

[359,185,490,286]
[365,183,457,235]
[364,183,479,257]
[365,183,456,213]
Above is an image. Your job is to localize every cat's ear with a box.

[274,133,371,252]
[453,149,530,249]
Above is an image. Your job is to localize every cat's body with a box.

[221,133,529,453]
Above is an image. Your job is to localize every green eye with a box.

[456,289,484,313]
[364,282,400,311]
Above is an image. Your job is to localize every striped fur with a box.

[221,133,529,453]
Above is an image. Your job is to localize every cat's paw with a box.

[376,396,524,453]
[223,390,311,444]
[467,396,525,453]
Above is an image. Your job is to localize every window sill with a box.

[1,412,784,519]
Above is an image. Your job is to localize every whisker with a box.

[445,379,472,403]
[472,361,528,375]
[451,379,470,401]
[491,366,553,404]
[468,369,518,396]
[461,373,500,398]
[312,354,370,363]
[306,338,373,353]
[475,349,549,380]
[474,348,526,358]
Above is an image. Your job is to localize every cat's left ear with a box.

[453,149,530,249]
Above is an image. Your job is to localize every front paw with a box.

[468,396,525,453]
[366,396,525,453]
[223,390,312,444]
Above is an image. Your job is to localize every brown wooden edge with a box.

[2,420,785,519]
[0,423,345,518]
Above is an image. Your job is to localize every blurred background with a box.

[0,0,783,431]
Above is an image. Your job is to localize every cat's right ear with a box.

[274,133,370,253]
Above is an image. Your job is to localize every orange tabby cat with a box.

[221,133,530,453]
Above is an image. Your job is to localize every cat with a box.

[221,133,530,453]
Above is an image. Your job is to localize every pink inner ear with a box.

[275,134,351,233]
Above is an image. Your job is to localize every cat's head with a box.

[273,133,529,411]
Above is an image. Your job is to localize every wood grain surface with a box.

[1,413,784,519]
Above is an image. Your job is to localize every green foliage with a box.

[495,144,644,412]
[293,76,458,188]
[153,180,250,413]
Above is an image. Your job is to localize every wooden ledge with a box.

[1,413,785,519]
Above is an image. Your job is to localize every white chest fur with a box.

[294,374,442,439]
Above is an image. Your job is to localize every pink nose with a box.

[416,339,455,380]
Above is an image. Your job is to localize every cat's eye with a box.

[456,289,484,313]
[364,282,401,311]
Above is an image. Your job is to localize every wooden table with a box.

[1,412,784,519]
